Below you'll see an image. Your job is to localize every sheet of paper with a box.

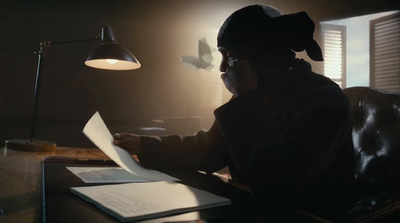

[83,111,178,182]
[71,181,231,222]
[66,166,152,183]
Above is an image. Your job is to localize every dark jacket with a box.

[138,59,355,218]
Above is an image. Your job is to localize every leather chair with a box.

[343,87,400,222]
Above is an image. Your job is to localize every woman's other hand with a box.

[113,133,143,155]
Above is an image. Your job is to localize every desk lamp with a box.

[5,26,140,152]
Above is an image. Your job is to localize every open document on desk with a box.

[69,111,231,222]
[71,181,231,222]
[81,111,178,182]
[66,166,152,183]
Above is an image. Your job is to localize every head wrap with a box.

[217,5,323,63]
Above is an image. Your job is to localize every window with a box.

[321,24,346,88]
[370,12,400,92]
[321,11,400,93]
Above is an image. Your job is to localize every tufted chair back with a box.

[343,87,400,196]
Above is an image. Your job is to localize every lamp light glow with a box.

[85,27,141,70]
[5,26,140,152]
[106,59,118,64]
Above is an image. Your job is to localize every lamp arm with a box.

[29,36,100,142]
[46,37,100,46]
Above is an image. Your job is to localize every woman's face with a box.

[218,46,244,73]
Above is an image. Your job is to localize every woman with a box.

[114,5,355,221]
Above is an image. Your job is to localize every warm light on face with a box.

[106,59,119,64]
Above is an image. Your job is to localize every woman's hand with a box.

[113,133,143,155]
[221,59,258,97]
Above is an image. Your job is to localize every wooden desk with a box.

[0,147,317,223]
[0,147,108,223]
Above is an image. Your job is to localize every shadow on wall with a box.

[1,0,398,148]
[0,0,218,148]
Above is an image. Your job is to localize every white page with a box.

[66,166,152,183]
[71,181,231,222]
[83,111,178,182]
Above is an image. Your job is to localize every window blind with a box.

[321,24,347,88]
[370,12,400,93]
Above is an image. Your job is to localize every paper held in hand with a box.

[76,112,231,222]
[82,111,178,182]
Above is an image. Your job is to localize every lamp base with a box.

[5,139,56,152]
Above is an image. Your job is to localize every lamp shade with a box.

[85,27,141,70]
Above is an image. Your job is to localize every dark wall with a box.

[1,0,398,148]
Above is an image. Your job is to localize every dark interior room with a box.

[1,0,398,148]
[1,1,400,223]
